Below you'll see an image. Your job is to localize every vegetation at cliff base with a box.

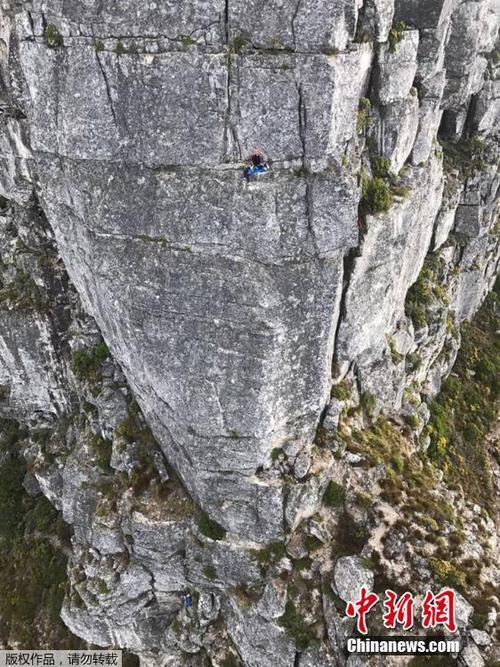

[0,420,80,648]
[0,270,46,311]
[426,277,499,512]
[371,156,391,179]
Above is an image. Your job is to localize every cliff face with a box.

[0,0,499,665]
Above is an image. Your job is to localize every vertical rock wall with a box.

[10,1,377,540]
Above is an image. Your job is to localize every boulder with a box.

[334,556,374,603]
[458,642,485,667]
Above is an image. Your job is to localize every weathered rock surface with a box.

[334,556,374,603]
[16,14,372,538]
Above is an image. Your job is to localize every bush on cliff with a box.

[44,24,63,49]
[360,176,393,214]
[196,511,227,541]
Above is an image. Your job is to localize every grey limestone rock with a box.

[443,0,499,112]
[380,92,420,172]
[335,154,444,406]
[412,71,446,165]
[128,511,189,593]
[359,0,395,43]
[374,30,419,105]
[470,629,492,647]
[225,597,296,667]
[333,556,375,603]
[458,642,486,667]
[454,590,475,628]
[394,0,456,30]
[256,579,287,621]
[228,0,359,53]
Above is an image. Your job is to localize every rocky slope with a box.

[0,0,498,665]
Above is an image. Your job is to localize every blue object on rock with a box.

[244,163,270,179]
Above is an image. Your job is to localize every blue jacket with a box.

[245,163,269,178]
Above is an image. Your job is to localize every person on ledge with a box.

[243,149,270,180]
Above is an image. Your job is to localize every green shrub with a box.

[405,266,436,330]
[360,391,377,415]
[0,447,79,647]
[0,457,25,540]
[355,491,373,508]
[203,565,217,580]
[441,136,485,179]
[231,35,247,53]
[98,580,110,595]
[404,413,420,430]
[196,511,227,541]
[323,480,346,507]
[331,380,350,401]
[114,408,175,496]
[430,558,466,590]
[70,342,109,388]
[304,534,323,551]
[362,558,376,570]
[115,40,128,55]
[463,423,481,445]
[0,270,45,311]
[391,454,405,473]
[293,557,312,571]
[271,447,283,461]
[250,541,286,568]
[371,156,391,178]
[24,496,60,535]
[181,35,197,48]
[360,176,393,214]
[388,21,406,53]
[89,433,112,471]
[278,600,313,650]
[94,40,105,53]
[386,335,403,364]
[357,97,372,133]
[44,24,63,48]
[425,278,499,512]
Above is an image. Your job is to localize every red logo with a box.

[422,589,457,633]
[346,588,456,634]
[346,587,379,635]
[383,590,415,630]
